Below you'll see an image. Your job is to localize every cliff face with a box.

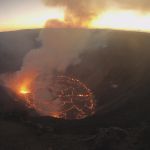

[0,29,40,73]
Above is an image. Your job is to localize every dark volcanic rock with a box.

[0,29,150,150]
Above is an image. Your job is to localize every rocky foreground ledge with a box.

[0,116,150,150]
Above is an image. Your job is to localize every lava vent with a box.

[20,76,96,120]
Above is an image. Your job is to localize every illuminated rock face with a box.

[20,76,96,120]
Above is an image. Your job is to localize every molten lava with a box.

[18,76,96,120]
[20,86,30,95]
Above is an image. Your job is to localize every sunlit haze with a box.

[0,0,64,31]
[91,10,150,32]
[0,0,150,32]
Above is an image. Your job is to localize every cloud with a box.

[43,0,150,22]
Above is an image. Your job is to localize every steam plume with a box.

[44,0,150,28]
[44,0,150,12]
[1,28,101,116]
[44,0,99,27]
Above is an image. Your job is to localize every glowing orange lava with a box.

[18,76,96,120]
[20,86,30,95]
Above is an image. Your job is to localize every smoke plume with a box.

[44,0,150,28]
[44,0,150,12]
[1,28,104,116]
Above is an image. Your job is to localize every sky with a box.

[0,0,150,32]
[0,0,64,31]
